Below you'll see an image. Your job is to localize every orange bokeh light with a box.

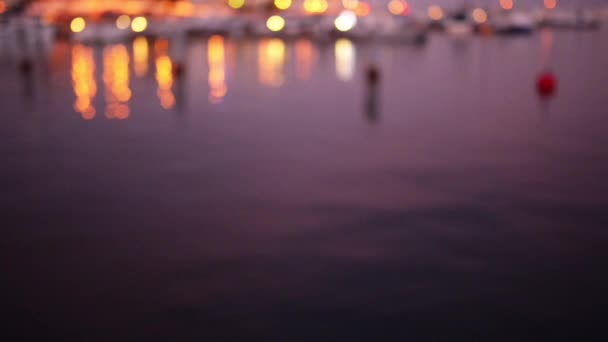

[500,0,513,10]
[208,35,227,103]
[354,2,371,17]
[544,0,556,9]
[71,45,97,120]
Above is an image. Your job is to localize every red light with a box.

[537,72,556,97]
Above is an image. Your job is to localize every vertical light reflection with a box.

[540,28,553,68]
[258,38,285,87]
[335,38,355,82]
[295,38,316,81]
[208,35,227,104]
[71,44,97,120]
[133,36,149,77]
[103,45,131,120]
[156,55,175,110]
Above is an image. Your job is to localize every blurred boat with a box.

[539,9,600,30]
[444,9,474,38]
[493,11,535,35]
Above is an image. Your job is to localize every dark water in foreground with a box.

[1,27,608,341]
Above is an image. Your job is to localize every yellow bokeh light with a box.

[156,55,175,110]
[472,8,488,24]
[427,5,443,21]
[71,44,97,120]
[103,45,131,120]
[342,0,358,10]
[274,0,292,10]
[70,17,86,33]
[208,35,227,103]
[116,15,131,30]
[266,15,285,32]
[173,1,195,17]
[133,36,149,77]
[544,0,556,9]
[228,0,245,9]
[388,0,407,16]
[303,0,328,14]
[334,10,357,32]
[131,16,148,33]
[500,0,513,10]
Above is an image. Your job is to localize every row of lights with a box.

[70,16,148,34]
[227,0,558,12]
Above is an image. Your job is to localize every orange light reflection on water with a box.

[103,45,131,120]
[71,44,97,120]
[208,35,227,103]
[156,55,175,110]
[295,39,316,81]
[133,36,149,77]
[258,38,285,88]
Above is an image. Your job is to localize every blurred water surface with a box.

[1,27,608,341]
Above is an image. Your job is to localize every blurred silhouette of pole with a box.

[364,64,380,122]
[16,18,34,100]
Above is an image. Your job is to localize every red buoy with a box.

[537,72,556,97]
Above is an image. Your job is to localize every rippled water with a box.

[2,27,608,341]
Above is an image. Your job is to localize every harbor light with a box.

[334,10,357,32]
[500,0,513,11]
[116,15,131,30]
[266,15,285,32]
[70,17,86,33]
[131,16,148,33]
[427,5,444,21]
[274,0,292,10]
[354,2,371,17]
[472,8,488,24]
[388,0,410,16]
[303,0,328,14]
[342,0,358,10]
[228,0,245,9]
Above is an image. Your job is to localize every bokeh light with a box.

[0,1,7,15]
[116,15,131,30]
[131,16,148,33]
[70,17,86,33]
[472,8,488,24]
[500,0,513,11]
[266,15,285,32]
[303,0,328,14]
[334,10,357,32]
[388,0,410,16]
[342,0,358,10]
[544,0,556,10]
[228,0,245,9]
[354,2,371,17]
[427,5,443,21]
[274,0,292,10]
